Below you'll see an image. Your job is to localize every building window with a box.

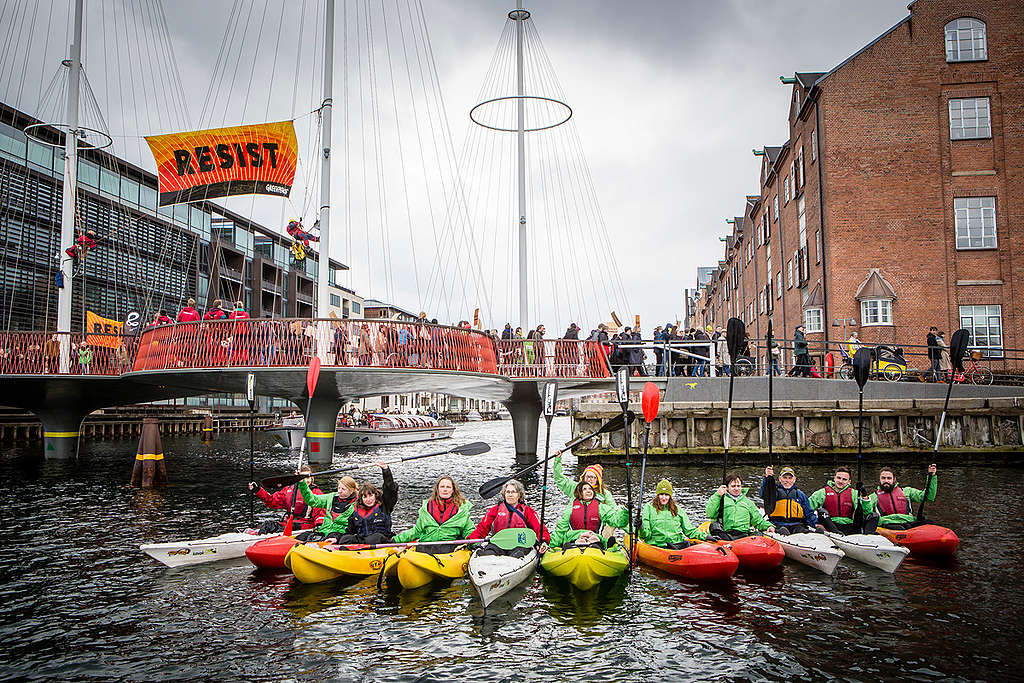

[811,130,817,162]
[949,97,991,140]
[959,304,1002,357]
[787,260,793,289]
[784,174,791,203]
[860,298,892,326]
[945,18,986,62]
[776,271,782,299]
[954,196,996,249]
[804,308,823,333]
[352,302,361,314]
[815,230,821,263]
[773,195,779,222]
[330,293,341,307]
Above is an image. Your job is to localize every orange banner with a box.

[86,311,124,349]
[145,121,298,206]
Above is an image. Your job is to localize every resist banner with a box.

[86,311,125,348]
[145,121,298,206]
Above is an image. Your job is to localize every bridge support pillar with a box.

[304,398,343,465]
[36,409,87,459]
[505,382,542,457]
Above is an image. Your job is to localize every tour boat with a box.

[465,410,483,422]
[267,413,455,449]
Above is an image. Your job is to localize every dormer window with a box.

[945,18,987,62]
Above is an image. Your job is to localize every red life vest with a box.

[428,498,459,525]
[824,484,855,519]
[568,499,602,532]
[875,485,911,516]
[488,502,531,533]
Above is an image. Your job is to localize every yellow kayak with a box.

[539,544,629,590]
[285,544,398,585]
[395,548,471,590]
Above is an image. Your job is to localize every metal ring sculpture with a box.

[469,95,573,133]
[23,123,113,151]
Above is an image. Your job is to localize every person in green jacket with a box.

[297,474,358,542]
[705,473,775,541]
[807,466,877,535]
[550,481,628,549]
[639,479,707,549]
[868,464,938,530]
[553,455,615,504]
[392,476,473,552]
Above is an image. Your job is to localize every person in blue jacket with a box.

[760,465,818,535]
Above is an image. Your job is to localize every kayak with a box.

[286,544,398,584]
[245,534,302,570]
[539,544,629,590]
[824,532,909,573]
[468,548,539,608]
[141,530,277,568]
[877,524,960,557]
[766,531,845,575]
[627,536,738,581]
[696,521,785,571]
[395,548,471,590]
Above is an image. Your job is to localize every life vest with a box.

[428,498,459,525]
[824,484,855,519]
[488,502,531,533]
[350,503,392,537]
[328,494,355,520]
[767,486,807,523]
[875,485,911,516]
[569,499,602,532]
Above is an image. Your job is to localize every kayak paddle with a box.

[616,367,635,572]
[723,317,744,482]
[477,411,636,498]
[766,319,775,471]
[264,441,491,490]
[335,528,537,552]
[633,382,660,535]
[934,329,970,452]
[284,356,321,536]
[852,346,872,530]
[539,382,557,546]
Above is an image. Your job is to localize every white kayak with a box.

[766,531,845,575]
[825,532,909,573]
[141,530,277,568]
[468,547,539,609]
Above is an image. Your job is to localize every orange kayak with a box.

[877,524,959,557]
[711,535,785,571]
[628,536,739,581]
[245,535,301,569]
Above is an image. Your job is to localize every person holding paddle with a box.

[869,465,938,530]
[553,456,615,505]
[469,479,549,557]
[639,479,707,549]
[706,473,775,541]
[336,463,398,545]
[759,466,818,535]
[392,476,474,552]
[550,481,628,549]
[248,466,326,533]
[808,466,877,535]
[296,474,359,542]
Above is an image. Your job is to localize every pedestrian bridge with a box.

[0,319,629,459]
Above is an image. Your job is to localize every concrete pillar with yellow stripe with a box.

[37,409,87,459]
[131,417,167,488]
[305,399,344,465]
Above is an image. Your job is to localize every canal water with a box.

[1,418,1021,681]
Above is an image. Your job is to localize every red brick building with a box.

[697,0,1022,371]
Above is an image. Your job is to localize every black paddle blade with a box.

[479,475,513,499]
[950,328,970,371]
[726,317,745,360]
[853,347,871,388]
[451,441,490,456]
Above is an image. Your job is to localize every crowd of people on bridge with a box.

[249,452,942,557]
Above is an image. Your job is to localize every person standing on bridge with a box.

[793,324,811,377]
[228,302,250,365]
[177,298,201,323]
[925,326,941,382]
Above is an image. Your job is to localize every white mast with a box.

[56,0,84,372]
[315,0,335,319]
[514,3,528,331]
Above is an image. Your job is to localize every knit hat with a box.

[580,464,604,490]
[655,479,673,496]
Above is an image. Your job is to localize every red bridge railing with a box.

[0,331,136,376]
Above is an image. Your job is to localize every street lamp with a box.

[832,317,858,340]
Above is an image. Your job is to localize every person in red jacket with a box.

[228,301,250,364]
[176,298,201,322]
[248,466,326,533]
[469,479,549,557]
[203,299,228,321]
[64,229,97,261]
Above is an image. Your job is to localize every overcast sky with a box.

[1,0,910,330]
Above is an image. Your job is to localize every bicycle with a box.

[951,350,994,385]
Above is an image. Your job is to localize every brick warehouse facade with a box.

[694,0,1022,371]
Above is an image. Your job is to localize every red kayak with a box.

[712,535,785,571]
[245,534,300,569]
[629,537,739,581]
[877,524,960,557]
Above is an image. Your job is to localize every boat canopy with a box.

[367,414,440,429]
